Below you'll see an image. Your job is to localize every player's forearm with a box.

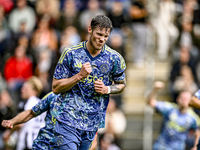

[52,73,83,94]
[147,88,158,107]
[109,80,126,94]
[11,109,36,125]
[193,129,200,148]
[189,96,200,109]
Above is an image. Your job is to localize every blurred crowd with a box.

[0,0,200,149]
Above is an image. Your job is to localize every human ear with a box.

[88,26,92,34]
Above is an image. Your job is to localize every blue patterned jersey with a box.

[195,89,200,99]
[153,101,200,150]
[53,41,126,131]
[194,89,200,150]
[32,92,59,150]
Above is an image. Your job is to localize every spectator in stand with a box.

[181,0,196,26]
[56,0,80,32]
[0,5,12,57]
[106,0,129,59]
[59,25,81,54]
[31,15,59,87]
[173,65,198,97]
[0,0,14,14]
[8,0,36,37]
[4,45,33,103]
[0,70,6,93]
[0,89,16,150]
[192,0,200,51]
[78,0,106,40]
[34,48,52,97]
[7,0,36,54]
[179,18,193,49]
[169,45,199,102]
[107,32,126,67]
[35,0,60,27]
[31,15,58,52]
[31,15,58,64]
[173,10,200,66]
[107,0,128,32]
[105,0,130,13]
[17,35,36,68]
[177,0,200,61]
[192,0,200,26]
[17,35,29,51]
[11,20,31,48]
[129,0,148,68]
[153,0,179,60]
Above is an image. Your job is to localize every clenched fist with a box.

[154,81,165,90]
[94,79,108,94]
[78,62,92,80]
[1,120,14,129]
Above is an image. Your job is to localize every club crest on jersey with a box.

[100,64,109,73]
[56,135,64,146]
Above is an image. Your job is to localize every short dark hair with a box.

[90,15,113,33]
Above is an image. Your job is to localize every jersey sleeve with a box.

[32,92,52,115]
[188,108,200,130]
[191,120,199,130]
[189,117,199,131]
[112,53,126,81]
[53,49,70,79]
[194,89,200,100]
[155,101,177,117]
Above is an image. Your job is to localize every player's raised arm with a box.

[190,95,200,109]
[1,109,37,129]
[52,62,92,94]
[147,81,165,107]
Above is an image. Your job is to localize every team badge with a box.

[56,135,64,146]
[100,64,109,73]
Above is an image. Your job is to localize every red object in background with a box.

[4,56,33,82]
[0,0,14,13]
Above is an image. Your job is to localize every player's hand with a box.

[94,79,107,94]
[1,120,14,129]
[154,81,165,90]
[78,62,92,80]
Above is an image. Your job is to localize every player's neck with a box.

[179,106,188,114]
[86,41,101,57]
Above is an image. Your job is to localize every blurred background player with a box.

[2,91,58,149]
[189,88,200,150]
[147,81,200,150]
[2,91,98,150]
[2,76,46,150]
